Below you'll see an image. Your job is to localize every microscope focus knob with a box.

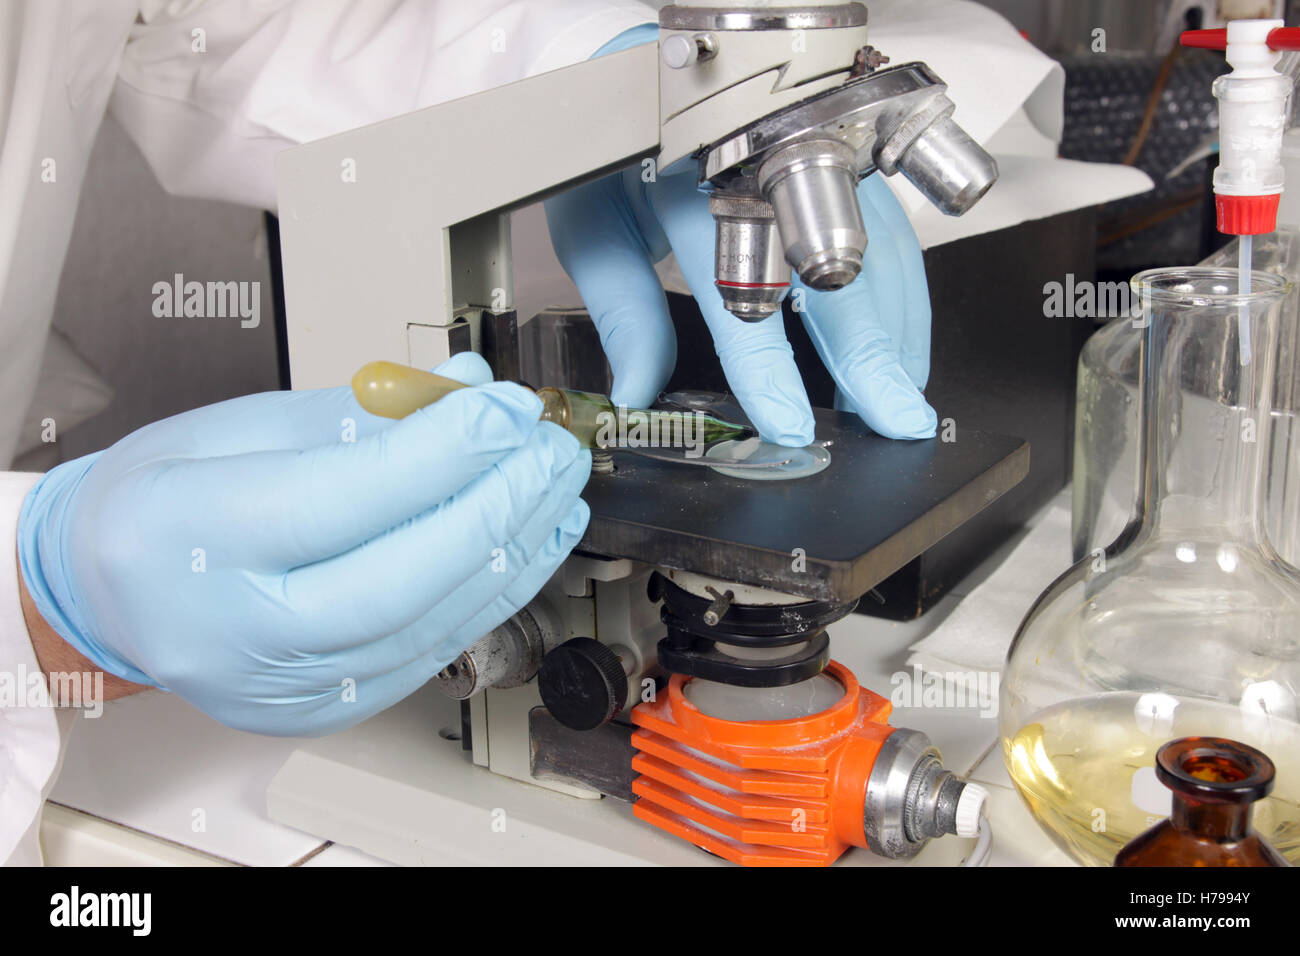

[538,637,629,731]
[662,32,717,69]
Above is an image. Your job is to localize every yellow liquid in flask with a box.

[1005,693,1300,866]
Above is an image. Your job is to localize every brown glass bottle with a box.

[1115,736,1290,867]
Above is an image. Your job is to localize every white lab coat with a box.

[0,0,657,867]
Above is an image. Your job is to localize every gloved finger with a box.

[250,506,587,738]
[858,175,932,387]
[428,500,588,658]
[161,379,548,568]
[804,313,938,439]
[797,177,937,440]
[346,509,587,729]
[544,171,676,408]
[318,496,590,686]
[429,351,495,388]
[646,171,815,446]
[310,450,588,680]
[282,423,588,648]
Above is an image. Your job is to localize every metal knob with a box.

[538,637,629,731]
[863,728,984,858]
[662,32,717,69]
[434,598,559,700]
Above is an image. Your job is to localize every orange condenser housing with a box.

[629,660,898,866]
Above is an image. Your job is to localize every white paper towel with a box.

[868,1,1154,247]
[868,0,1066,205]
[906,493,1075,678]
[905,155,1152,250]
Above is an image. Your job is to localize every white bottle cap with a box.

[954,782,988,838]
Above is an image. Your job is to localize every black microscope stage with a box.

[578,405,1029,603]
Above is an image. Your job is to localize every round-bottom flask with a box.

[1002,268,1300,866]
[1073,230,1300,564]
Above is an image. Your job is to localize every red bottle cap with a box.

[1216,193,1281,235]
[1180,27,1300,51]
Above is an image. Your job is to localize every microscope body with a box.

[275,2,998,865]
[276,2,996,387]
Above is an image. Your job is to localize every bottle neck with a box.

[1135,299,1279,544]
[1170,794,1253,841]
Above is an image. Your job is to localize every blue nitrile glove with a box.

[544,25,936,446]
[17,353,591,736]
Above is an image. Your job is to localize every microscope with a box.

[272,2,1025,866]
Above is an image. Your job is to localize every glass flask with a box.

[1002,267,1300,867]
[1114,736,1289,867]
[1073,229,1300,566]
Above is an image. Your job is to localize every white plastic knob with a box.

[954,782,988,838]
[1225,18,1285,74]
[662,34,699,69]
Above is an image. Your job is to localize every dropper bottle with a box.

[1114,737,1289,867]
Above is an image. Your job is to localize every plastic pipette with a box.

[351,360,755,451]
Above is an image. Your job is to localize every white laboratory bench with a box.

[40,506,1076,868]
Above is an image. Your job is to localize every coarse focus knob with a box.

[538,637,629,731]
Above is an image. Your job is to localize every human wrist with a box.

[16,452,153,686]
[18,544,149,703]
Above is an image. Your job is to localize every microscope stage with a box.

[579,406,1029,602]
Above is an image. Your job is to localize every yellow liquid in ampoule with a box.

[1005,693,1300,866]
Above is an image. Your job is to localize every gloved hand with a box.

[545,168,936,446]
[17,353,590,736]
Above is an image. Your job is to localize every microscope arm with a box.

[276,43,660,390]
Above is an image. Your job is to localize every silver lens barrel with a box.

[876,99,998,217]
[899,116,997,215]
[757,139,867,291]
[710,192,790,321]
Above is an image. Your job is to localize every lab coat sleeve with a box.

[0,473,75,866]
[110,0,659,211]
